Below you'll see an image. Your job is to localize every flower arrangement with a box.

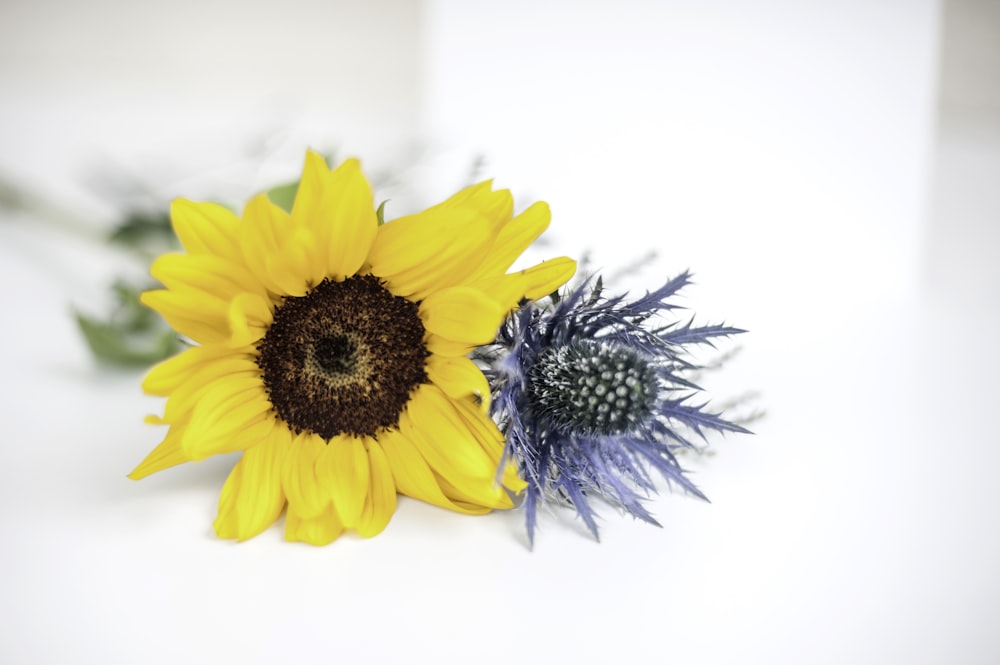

[129,151,749,546]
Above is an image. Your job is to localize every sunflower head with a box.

[131,151,576,545]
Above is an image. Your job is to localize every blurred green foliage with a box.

[266,181,299,213]
[75,280,182,366]
[107,210,174,249]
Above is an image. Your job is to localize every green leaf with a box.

[267,181,299,213]
[75,311,181,366]
[110,281,157,331]
[108,211,175,249]
[74,279,181,366]
[376,200,388,225]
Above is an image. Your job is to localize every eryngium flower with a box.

[485,272,748,544]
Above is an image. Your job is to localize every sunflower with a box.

[130,151,576,545]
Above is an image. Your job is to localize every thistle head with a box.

[526,341,658,436]
[486,271,749,545]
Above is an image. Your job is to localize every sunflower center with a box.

[526,341,658,436]
[313,333,359,376]
[256,275,428,439]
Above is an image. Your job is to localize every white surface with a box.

[3,2,999,664]
[424,0,938,316]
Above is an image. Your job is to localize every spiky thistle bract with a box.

[483,271,749,545]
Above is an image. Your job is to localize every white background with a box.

[1,1,998,663]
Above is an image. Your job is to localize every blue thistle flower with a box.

[483,271,749,545]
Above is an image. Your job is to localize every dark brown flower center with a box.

[256,275,428,439]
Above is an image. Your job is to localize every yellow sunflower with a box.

[130,151,576,545]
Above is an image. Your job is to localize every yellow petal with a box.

[424,334,475,358]
[378,428,492,515]
[419,286,504,345]
[324,158,378,280]
[289,150,332,237]
[170,199,242,262]
[403,385,497,481]
[227,292,274,348]
[240,194,314,296]
[450,393,504,449]
[367,207,494,301]
[240,193,288,293]
[214,425,287,541]
[140,289,228,345]
[316,435,370,529]
[286,152,331,286]
[412,391,518,508]
[150,253,262,302]
[436,472,514,510]
[214,459,243,537]
[128,426,188,479]
[430,180,513,227]
[519,257,578,301]
[452,396,527,494]
[181,381,273,459]
[281,432,328,519]
[264,225,318,297]
[161,370,261,425]
[426,355,490,411]
[465,201,551,281]
[356,441,397,537]
[285,502,344,546]
[142,346,252,396]
[467,256,578,310]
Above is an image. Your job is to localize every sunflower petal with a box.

[419,286,504,345]
[465,201,551,281]
[128,426,188,479]
[316,435,369,528]
[467,256,578,310]
[430,180,513,227]
[518,257,578,301]
[289,151,332,236]
[182,382,273,459]
[290,151,337,285]
[140,289,228,345]
[378,428,492,515]
[435,472,514,510]
[241,193,291,294]
[241,194,315,296]
[424,334,475,358]
[267,225,317,297]
[285,503,344,546]
[142,346,250,396]
[439,398,520,507]
[324,158,378,280]
[214,460,243,538]
[403,385,497,480]
[281,432,328,519]
[213,426,287,541]
[426,355,491,411]
[452,397,527,493]
[227,292,274,348]
[356,441,397,537]
[170,199,242,262]
[161,371,261,425]
[367,207,494,300]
